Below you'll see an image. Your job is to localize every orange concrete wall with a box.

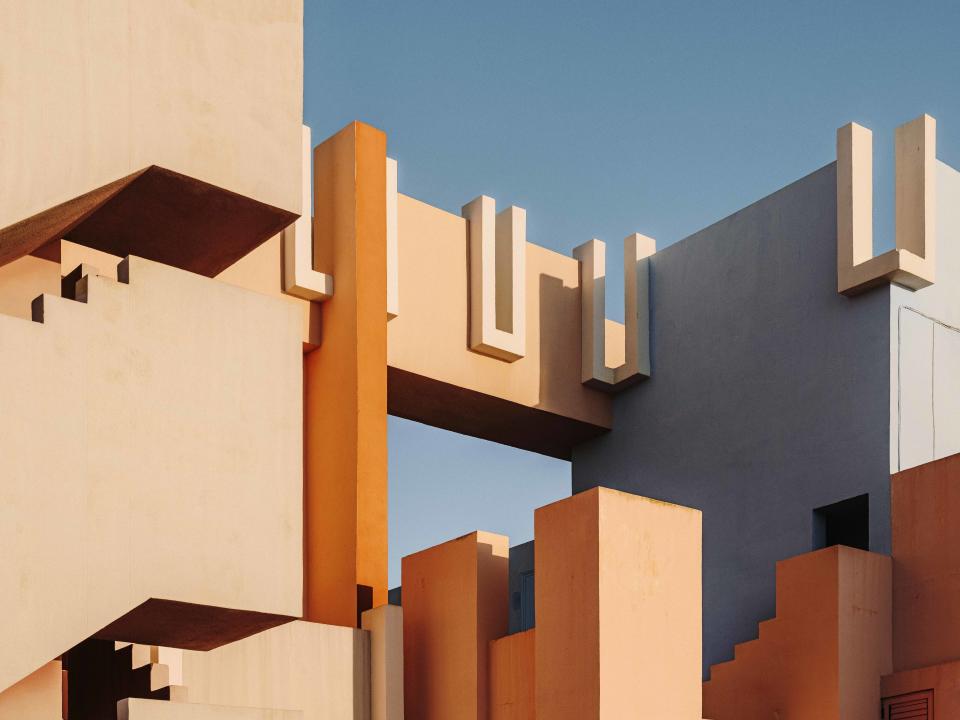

[883,658,960,717]
[304,121,389,628]
[534,488,702,720]
[489,630,535,720]
[891,451,960,672]
[703,546,891,720]
[402,531,509,720]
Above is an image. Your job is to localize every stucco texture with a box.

[573,164,893,673]
[0,256,303,693]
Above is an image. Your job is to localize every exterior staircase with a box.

[702,545,891,720]
[63,640,186,719]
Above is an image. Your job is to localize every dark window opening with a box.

[813,494,869,551]
[519,570,535,632]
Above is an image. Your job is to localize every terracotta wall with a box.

[703,546,891,720]
[891,452,960,672]
[489,630,535,720]
[402,531,509,720]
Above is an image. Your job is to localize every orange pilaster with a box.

[304,121,388,627]
[402,531,509,720]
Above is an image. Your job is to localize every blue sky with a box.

[302,0,960,585]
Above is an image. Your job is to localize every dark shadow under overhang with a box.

[388,366,609,461]
[1,165,297,277]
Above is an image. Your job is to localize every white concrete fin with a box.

[387,157,399,320]
[283,125,334,302]
[574,233,655,390]
[837,114,936,295]
[461,195,526,362]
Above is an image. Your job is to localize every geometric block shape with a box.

[283,126,333,302]
[0,661,62,720]
[0,257,303,693]
[462,196,526,362]
[181,620,370,720]
[535,488,702,720]
[1,1,303,267]
[892,452,960,672]
[303,121,389,628]
[573,233,655,389]
[386,193,615,459]
[362,604,404,720]
[118,698,302,720]
[402,531,509,720]
[703,546,892,720]
[387,157,400,320]
[837,114,936,295]
[489,629,535,720]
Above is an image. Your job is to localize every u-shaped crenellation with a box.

[461,195,527,362]
[837,114,936,295]
[573,233,656,390]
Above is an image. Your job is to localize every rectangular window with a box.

[883,689,933,719]
[812,494,869,551]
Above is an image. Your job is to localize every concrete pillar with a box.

[362,605,404,720]
[489,630,535,720]
[304,121,389,628]
[535,488,702,720]
[402,531,509,720]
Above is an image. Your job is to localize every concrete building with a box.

[2,2,960,720]
[575,143,960,672]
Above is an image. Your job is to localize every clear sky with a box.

[302,0,960,585]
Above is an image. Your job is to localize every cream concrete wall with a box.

[0,0,303,230]
[361,606,404,720]
[181,621,370,720]
[388,194,614,428]
[120,698,302,720]
[0,661,62,720]
[0,256,302,693]
[216,233,321,347]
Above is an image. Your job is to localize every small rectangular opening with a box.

[813,494,869,551]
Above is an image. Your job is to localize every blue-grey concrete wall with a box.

[572,164,893,676]
[508,540,535,634]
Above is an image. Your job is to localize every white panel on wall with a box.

[934,322,960,460]
[898,308,935,471]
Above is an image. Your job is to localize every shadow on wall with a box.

[537,273,580,411]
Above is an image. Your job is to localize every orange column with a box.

[304,121,388,627]
[489,629,535,720]
[535,488,702,720]
[402,531,509,720]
